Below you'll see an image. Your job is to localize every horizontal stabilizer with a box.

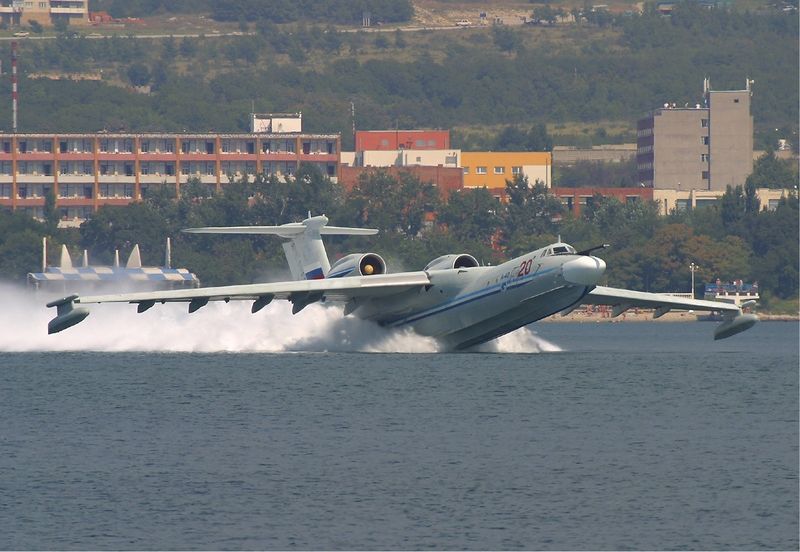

[183,225,378,237]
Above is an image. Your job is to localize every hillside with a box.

[0,3,796,150]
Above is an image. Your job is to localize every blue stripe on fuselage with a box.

[386,266,558,327]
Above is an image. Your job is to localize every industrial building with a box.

[27,237,199,291]
[0,118,340,226]
[0,0,88,27]
[637,78,754,190]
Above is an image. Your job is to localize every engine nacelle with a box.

[424,254,479,272]
[328,253,387,278]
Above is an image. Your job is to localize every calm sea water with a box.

[1,321,797,550]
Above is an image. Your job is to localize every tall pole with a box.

[689,262,698,298]
[11,40,18,133]
[350,101,355,149]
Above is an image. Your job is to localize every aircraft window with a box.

[553,246,569,254]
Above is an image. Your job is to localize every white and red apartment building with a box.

[0,130,340,225]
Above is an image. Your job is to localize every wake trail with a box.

[0,283,562,354]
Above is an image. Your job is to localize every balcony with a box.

[50,7,86,14]
[58,174,94,183]
[179,174,217,184]
[16,174,56,184]
[97,174,136,183]
[140,174,173,184]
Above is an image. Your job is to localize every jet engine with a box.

[328,253,387,278]
[424,254,479,272]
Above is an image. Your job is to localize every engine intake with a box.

[328,253,387,278]
[424,254,479,272]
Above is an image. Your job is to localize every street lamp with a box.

[689,262,699,298]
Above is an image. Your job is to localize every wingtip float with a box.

[46,294,90,335]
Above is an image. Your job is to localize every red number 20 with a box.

[517,259,532,277]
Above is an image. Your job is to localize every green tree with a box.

[126,62,151,87]
[438,187,501,244]
[491,26,521,53]
[502,175,564,253]
[746,150,797,189]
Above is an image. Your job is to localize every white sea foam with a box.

[1,283,561,354]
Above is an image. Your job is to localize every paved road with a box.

[0,24,477,41]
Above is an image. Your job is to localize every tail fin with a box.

[183,215,378,280]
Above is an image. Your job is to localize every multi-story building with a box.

[355,130,450,151]
[637,78,754,191]
[461,151,552,189]
[0,131,340,225]
[0,0,89,27]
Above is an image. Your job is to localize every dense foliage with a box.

[89,0,414,24]
[3,5,796,150]
[2,170,797,306]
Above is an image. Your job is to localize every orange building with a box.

[461,151,552,189]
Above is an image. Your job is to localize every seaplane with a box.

[47,215,758,349]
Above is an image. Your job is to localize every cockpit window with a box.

[546,245,577,256]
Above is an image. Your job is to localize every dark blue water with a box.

[1,322,797,550]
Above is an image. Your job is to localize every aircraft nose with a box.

[562,256,606,286]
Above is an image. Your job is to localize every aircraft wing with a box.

[46,272,431,334]
[579,285,758,339]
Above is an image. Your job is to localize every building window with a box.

[463,167,469,174]
[702,136,709,145]
[733,98,739,103]
[415,139,425,147]
[701,119,708,128]
[494,166,505,174]
[476,166,487,174]
[511,166,521,175]
[701,171,709,180]
[701,154,709,162]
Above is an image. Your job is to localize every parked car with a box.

[455,19,472,27]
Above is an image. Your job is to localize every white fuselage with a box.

[351,246,606,350]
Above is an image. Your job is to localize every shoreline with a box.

[542,311,799,323]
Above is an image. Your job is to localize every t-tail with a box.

[183,215,378,280]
